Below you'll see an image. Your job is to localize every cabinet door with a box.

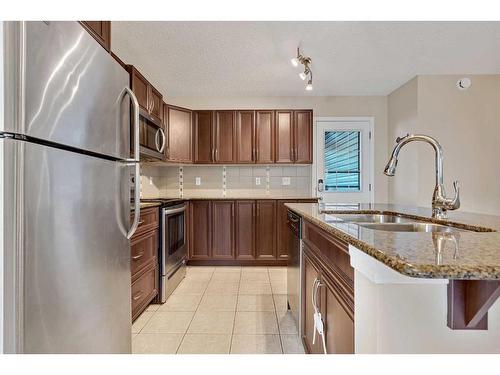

[165,105,192,162]
[322,276,354,354]
[255,110,275,164]
[214,111,236,163]
[235,200,255,260]
[235,111,255,163]
[189,201,211,259]
[212,201,235,259]
[149,86,163,124]
[293,110,313,164]
[130,68,149,113]
[193,111,214,163]
[302,250,323,354]
[80,21,111,51]
[275,110,294,163]
[255,200,276,260]
[277,200,297,260]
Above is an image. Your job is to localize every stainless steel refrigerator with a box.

[1,21,141,353]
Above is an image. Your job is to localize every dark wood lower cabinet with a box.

[235,200,255,260]
[189,201,212,260]
[255,200,277,260]
[131,207,159,322]
[212,201,235,259]
[302,252,324,354]
[187,199,316,266]
[301,219,355,354]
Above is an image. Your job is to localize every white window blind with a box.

[324,131,361,192]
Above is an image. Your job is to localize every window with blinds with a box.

[324,131,361,192]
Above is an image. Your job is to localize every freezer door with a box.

[16,140,132,353]
[5,21,130,159]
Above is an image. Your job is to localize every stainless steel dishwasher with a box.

[286,209,302,335]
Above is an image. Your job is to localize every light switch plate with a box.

[195,177,201,186]
[149,177,153,185]
[255,177,261,186]
[282,177,291,186]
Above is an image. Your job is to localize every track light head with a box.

[305,79,313,91]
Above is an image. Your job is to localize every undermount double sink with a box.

[325,213,470,233]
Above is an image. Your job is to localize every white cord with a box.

[312,279,327,354]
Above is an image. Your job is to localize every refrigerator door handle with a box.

[122,86,140,163]
[121,86,141,239]
[127,163,141,239]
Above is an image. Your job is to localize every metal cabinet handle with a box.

[132,291,143,301]
[121,86,141,240]
[132,252,144,261]
[215,148,219,161]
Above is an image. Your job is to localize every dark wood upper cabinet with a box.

[193,111,214,163]
[130,67,149,112]
[255,200,277,260]
[235,200,255,260]
[128,66,163,126]
[189,201,211,260]
[164,104,192,163]
[275,111,294,163]
[149,87,163,124]
[80,21,111,51]
[235,111,255,163]
[212,201,235,260]
[214,111,236,163]
[255,110,275,164]
[294,110,313,164]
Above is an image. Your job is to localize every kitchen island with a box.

[285,202,500,354]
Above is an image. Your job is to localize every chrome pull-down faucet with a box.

[384,134,460,219]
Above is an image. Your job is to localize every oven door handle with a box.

[163,206,186,216]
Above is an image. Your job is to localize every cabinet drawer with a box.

[131,230,158,278]
[131,264,158,321]
[132,207,159,238]
[302,220,354,291]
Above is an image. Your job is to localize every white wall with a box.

[166,96,389,203]
[388,75,500,215]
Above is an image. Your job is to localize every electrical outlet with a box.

[255,177,261,186]
[195,177,201,186]
[282,177,291,186]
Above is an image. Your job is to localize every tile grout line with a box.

[228,268,242,354]
[175,268,214,353]
[269,267,285,354]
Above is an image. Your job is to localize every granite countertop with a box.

[285,202,500,280]
[139,201,162,209]
[142,196,319,201]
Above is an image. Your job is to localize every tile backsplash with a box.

[140,165,312,198]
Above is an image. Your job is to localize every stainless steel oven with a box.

[161,203,187,302]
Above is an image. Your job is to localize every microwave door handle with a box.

[158,128,166,153]
[121,86,141,239]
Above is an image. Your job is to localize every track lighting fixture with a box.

[291,47,313,91]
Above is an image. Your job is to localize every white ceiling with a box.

[111,21,500,97]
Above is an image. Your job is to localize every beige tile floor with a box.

[132,266,305,354]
